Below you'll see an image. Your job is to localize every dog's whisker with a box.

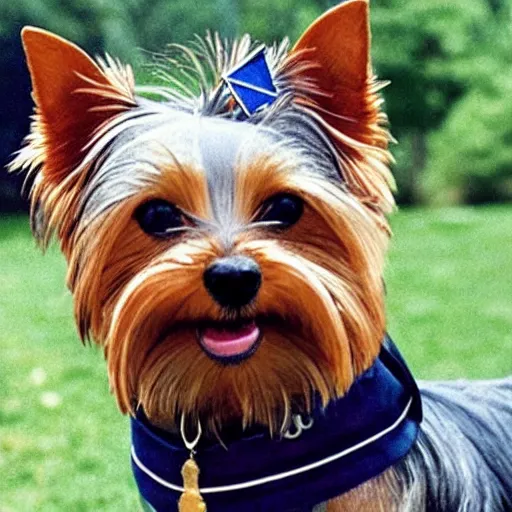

[162,226,196,235]
[245,220,284,231]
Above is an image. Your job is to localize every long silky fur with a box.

[399,379,512,510]
[105,147,389,434]
[11,27,512,511]
[11,33,392,436]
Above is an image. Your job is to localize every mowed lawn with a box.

[1,207,512,511]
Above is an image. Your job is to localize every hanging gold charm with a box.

[178,417,207,512]
[179,457,206,512]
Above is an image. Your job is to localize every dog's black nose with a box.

[204,256,262,308]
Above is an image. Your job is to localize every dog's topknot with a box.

[142,5,396,214]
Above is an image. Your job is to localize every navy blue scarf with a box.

[131,337,422,511]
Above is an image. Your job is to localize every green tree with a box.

[423,1,512,203]
[370,0,497,203]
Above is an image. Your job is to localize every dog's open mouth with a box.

[198,320,261,363]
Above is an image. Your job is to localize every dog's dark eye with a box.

[257,194,304,228]
[135,199,184,237]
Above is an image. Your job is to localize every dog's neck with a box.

[130,337,422,512]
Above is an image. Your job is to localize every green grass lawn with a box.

[1,206,511,511]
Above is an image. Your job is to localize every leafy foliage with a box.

[422,3,512,204]
[371,0,512,203]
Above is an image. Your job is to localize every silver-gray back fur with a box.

[395,378,512,511]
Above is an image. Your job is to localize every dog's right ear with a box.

[289,0,395,213]
[17,27,136,184]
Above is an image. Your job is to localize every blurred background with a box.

[1,0,512,208]
[1,1,511,510]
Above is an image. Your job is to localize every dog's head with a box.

[12,0,394,436]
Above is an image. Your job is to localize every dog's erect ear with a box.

[19,27,136,184]
[293,0,370,118]
[291,0,394,212]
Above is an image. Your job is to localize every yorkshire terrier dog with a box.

[11,1,512,510]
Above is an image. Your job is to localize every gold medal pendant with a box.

[178,417,207,512]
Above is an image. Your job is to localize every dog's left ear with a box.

[291,0,394,212]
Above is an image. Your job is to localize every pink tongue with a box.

[201,321,260,357]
